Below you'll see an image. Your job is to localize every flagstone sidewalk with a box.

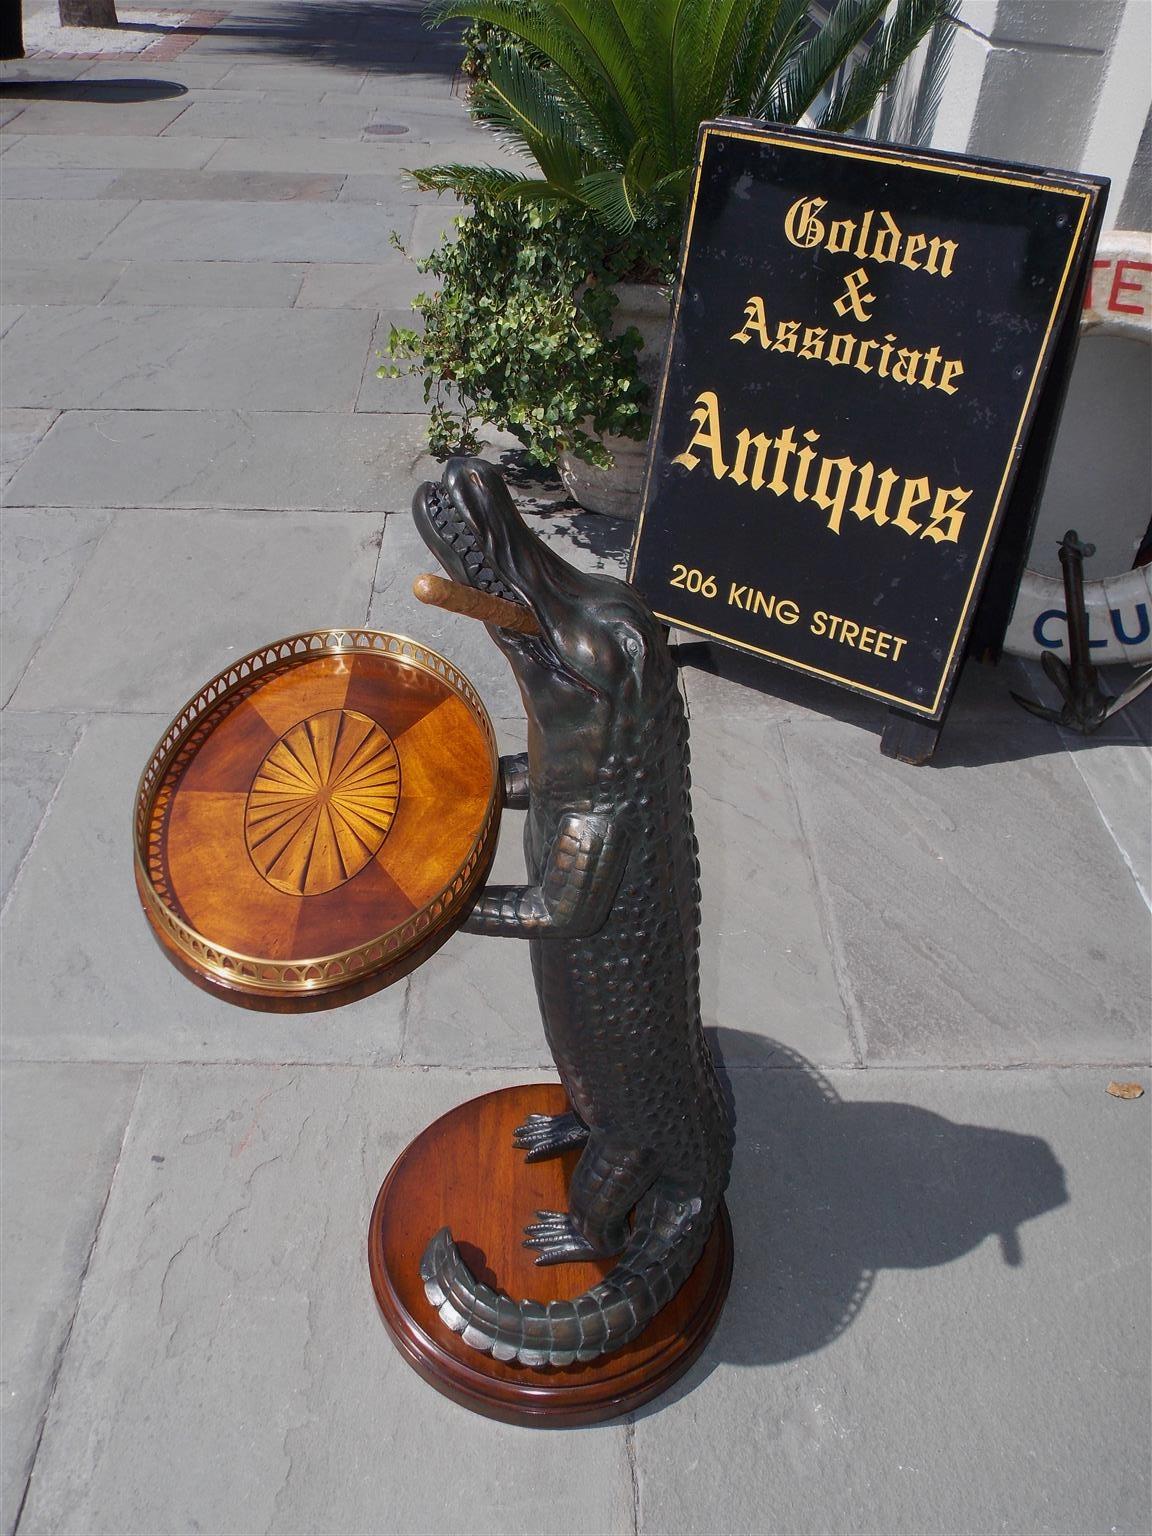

[2,4,1149,1533]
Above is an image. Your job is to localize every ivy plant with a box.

[381,199,670,466]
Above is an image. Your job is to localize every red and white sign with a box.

[1005,230,1152,664]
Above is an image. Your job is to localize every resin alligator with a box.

[411,458,731,1367]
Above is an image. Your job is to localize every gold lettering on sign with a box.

[728,298,965,394]
[783,196,959,277]
[832,267,877,323]
[671,390,729,477]
[674,392,971,547]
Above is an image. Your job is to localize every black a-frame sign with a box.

[629,121,1108,762]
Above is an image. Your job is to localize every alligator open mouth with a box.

[414,467,572,671]
[421,479,519,604]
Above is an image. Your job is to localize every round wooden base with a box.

[368,1084,732,1427]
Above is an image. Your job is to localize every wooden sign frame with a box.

[628,121,1108,760]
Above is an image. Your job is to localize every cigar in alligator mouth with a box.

[412,572,542,636]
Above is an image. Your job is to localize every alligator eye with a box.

[469,472,483,487]
[624,637,640,657]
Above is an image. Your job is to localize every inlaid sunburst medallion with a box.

[245,709,401,896]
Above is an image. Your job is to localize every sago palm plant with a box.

[416,0,956,243]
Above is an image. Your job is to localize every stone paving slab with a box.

[202,135,482,174]
[91,197,419,263]
[0,1062,142,1536]
[356,309,436,413]
[3,97,191,136]
[1,59,111,84]
[355,70,464,99]
[214,63,372,93]
[0,714,410,1067]
[2,409,428,511]
[407,199,463,261]
[0,133,224,168]
[633,1062,1150,1536]
[102,167,348,201]
[2,304,375,412]
[0,507,111,708]
[0,711,84,905]
[1063,731,1152,908]
[402,923,554,1069]
[310,89,470,117]
[15,1064,635,1536]
[76,57,239,87]
[161,95,472,141]
[337,170,455,204]
[782,715,1152,1065]
[0,167,120,199]
[400,738,560,1071]
[0,201,136,262]
[103,258,305,307]
[692,718,857,1067]
[7,507,382,713]
[0,407,59,491]
[293,259,426,308]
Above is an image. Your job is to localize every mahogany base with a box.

[368,1083,732,1427]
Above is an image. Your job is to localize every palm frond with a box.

[766,0,888,124]
[725,0,788,113]
[409,163,536,199]
[546,67,636,166]
[472,47,589,188]
[488,178,580,205]
[744,0,811,116]
[420,0,957,246]
[427,0,634,148]
[818,0,953,132]
[577,168,645,232]
[885,0,957,144]
[548,0,661,148]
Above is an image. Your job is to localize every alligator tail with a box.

[420,1208,712,1367]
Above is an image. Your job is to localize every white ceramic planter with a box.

[557,283,671,518]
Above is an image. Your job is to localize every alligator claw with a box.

[512,1111,590,1162]
[523,1211,596,1265]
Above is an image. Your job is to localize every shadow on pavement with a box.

[632,1031,1068,1413]
[203,0,464,75]
[0,78,189,100]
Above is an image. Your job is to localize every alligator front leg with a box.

[499,752,530,810]
[461,812,629,939]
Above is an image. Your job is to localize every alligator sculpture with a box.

[411,458,732,1368]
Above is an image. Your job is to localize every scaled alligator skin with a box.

[412,459,732,1368]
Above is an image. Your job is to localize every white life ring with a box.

[1004,229,1152,664]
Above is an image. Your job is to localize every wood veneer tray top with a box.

[134,631,500,1009]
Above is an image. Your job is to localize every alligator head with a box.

[412,459,671,743]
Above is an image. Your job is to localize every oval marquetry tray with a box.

[134,630,500,1011]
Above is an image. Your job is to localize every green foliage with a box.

[380,201,668,467]
[418,0,957,247]
[393,0,957,469]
